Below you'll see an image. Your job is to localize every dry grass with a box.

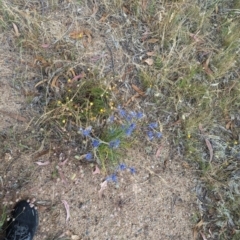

[0,0,240,239]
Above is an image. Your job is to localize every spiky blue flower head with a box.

[125,114,133,122]
[118,163,127,171]
[117,105,126,118]
[147,131,154,141]
[155,132,162,139]
[136,112,144,119]
[106,173,118,183]
[149,122,158,129]
[79,126,92,136]
[109,139,120,149]
[92,139,101,148]
[129,167,136,174]
[85,152,92,161]
[125,122,136,136]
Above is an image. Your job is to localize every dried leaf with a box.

[193,220,203,240]
[205,138,213,162]
[41,44,50,49]
[199,124,213,162]
[98,180,108,198]
[35,79,48,88]
[226,121,232,130]
[147,38,159,43]
[34,56,49,67]
[12,23,20,37]
[155,145,162,158]
[122,6,130,14]
[93,165,101,175]
[51,75,59,89]
[203,59,213,75]
[147,51,156,56]
[144,58,154,65]
[35,161,50,166]
[131,84,145,96]
[84,29,92,43]
[67,68,76,78]
[200,232,208,240]
[62,200,70,222]
[72,72,86,81]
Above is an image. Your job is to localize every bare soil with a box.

[1,146,196,240]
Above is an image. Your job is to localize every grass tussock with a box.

[0,0,240,239]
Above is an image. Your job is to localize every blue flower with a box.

[155,132,162,138]
[109,139,120,148]
[85,152,92,161]
[125,114,133,122]
[149,122,158,129]
[129,167,136,174]
[118,106,126,118]
[106,174,118,183]
[108,115,115,123]
[118,163,127,171]
[92,139,101,148]
[125,123,136,136]
[136,112,144,119]
[147,131,154,141]
[79,126,92,137]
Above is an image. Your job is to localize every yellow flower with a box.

[62,119,66,123]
